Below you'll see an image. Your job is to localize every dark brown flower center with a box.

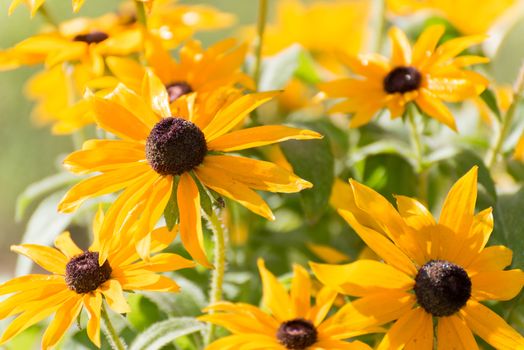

[277,318,318,350]
[414,259,471,317]
[383,66,422,94]
[73,31,109,44]
[65,251,112,294]
[145,117,207,176]
[166,82,193,103]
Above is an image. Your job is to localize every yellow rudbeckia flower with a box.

[6,14,142,75]
[319,25,489,130]
[387,0,515,35]
[58,71,321,267]
[312,167,524,349]
[199,259,377,350]
[0,209,195,349]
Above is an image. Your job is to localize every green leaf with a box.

[15,190,75,276]
[164,176,180,231]
[128,318,205,350]
[193,176,213,217]
[258,44,302,91]
[479,89,502,121]
[491,186,524,268]
[15,172,78,221]
[281,130,334,223]
[493,15,524,84]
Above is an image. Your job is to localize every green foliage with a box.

[128,318,205,350]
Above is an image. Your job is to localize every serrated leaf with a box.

[15,172,78,221]
[164,176,180,231]
[129,318,205,350]
[281,131,334,223]
[15,190,74,276]
[258,44,302,91]
[479,89,502,121]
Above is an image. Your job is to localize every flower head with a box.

[0,209,195,349]
[199,259,377,350]
[319,25,489,130]
[312,167,524,349]
[58,71,321,267]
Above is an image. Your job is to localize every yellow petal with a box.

[207,125,322,152]
[432,35,487,66]
[142,69,171,119]
[322,291,415,335]
[0,274,63,295]
[306,243,350,264]
[100,280,130,314]
[471,270,524,301]
[195,166,274,220]
[201,155,312,193]
[41,296,83,350]
[395,195,436,230]
[105,56,144,90]
[412,25,445,67]
[389,27,412,66]
[377,307,431,350]
[92,95,150,141]
[54,231,83,259]
[437,315,479,350]
[203,91,279,141]
[466,245,513,273]
[290,264,311,318]
[337,52,390,79]
[415,89,457,130]
[64,139,145,175]
[257,259,292,322]
[308,287,338,326]
[338,209,417,277]
[461,300,524,350]
[177,173,212,268]
[10,244,67,274]
[438,166,478,246]
[310,260,413,297]
[126,253,196,272]
[58,164,152,213]
[83,292,102,348]
[454,207,494,267]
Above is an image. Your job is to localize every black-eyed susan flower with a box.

[387,0,515,35]
[199,259,378,350]
[6,14,142,75]
[58,71,321,267]
[0,209,195,349]
[105,37,253,104]
[319,25,489,130]
[312,167,524,349]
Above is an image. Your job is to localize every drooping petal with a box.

[377,307,432,350]
[461,300,524,350]
[177,173,212,268]
[83,292,102,348]
[41,296,83,350]
[415,89,457,130]
[207,125,322,152]
[54,231,83,259]
[310,260,414,297]
[100,280,130,314]
[195,166,274,220]
[10,244,67,275]
[201,155,312,193]
[257,259,292,322]
[437,315,479,350]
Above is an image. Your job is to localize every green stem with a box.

[101,302,126,350]
[37,4,57,27]
[253,0,268,89]
[407,105,428,204]
[204,209,227,346]
[486,66,524,169]
[134,0,148,28]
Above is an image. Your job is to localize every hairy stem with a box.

[101,302,126,350]
[204,209,227,346]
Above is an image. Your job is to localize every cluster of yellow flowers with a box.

[0,0,523,349]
